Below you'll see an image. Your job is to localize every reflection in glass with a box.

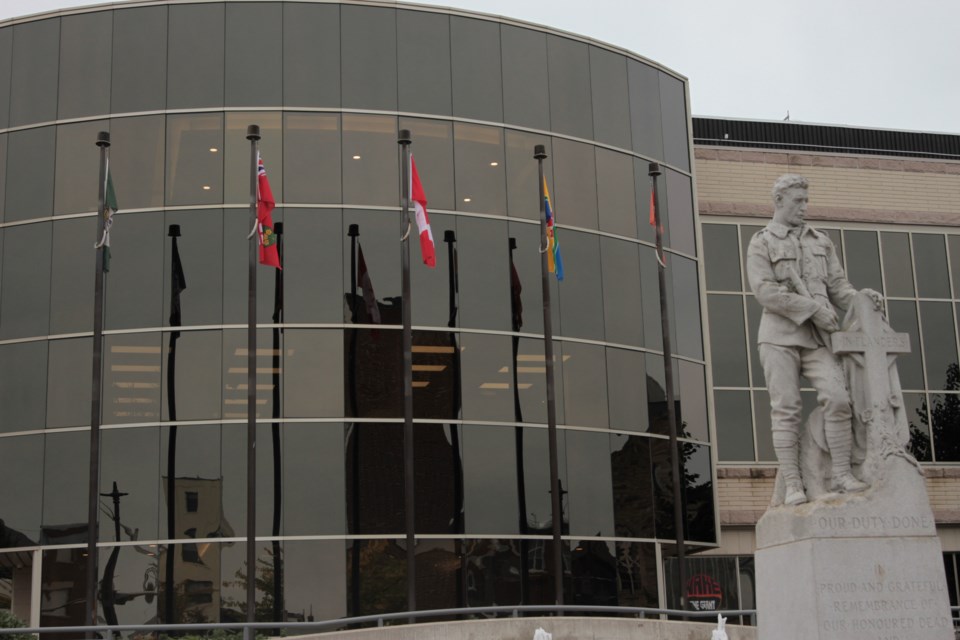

[665,170,696,257]
[931,391,960,462]
[457,217,510,330]
[43,432,89,532]
[343,115,399,207]
[463,539,522,609]
[606,348,647,432]
[505,132,552,221]
[561,343,609,428]
[753,391,776,462]
[671,255,704,360]
[702,224,741,291]
[920,301,958,390]
[50,217,95,334]
[450,17,502,122]
[225,112,282,205]
[41,545,88,628]
[284,114,341,203]
[557,231,604,340]
[610,434,654,538]
[714,391,754,461]
[401,119,454,212]
[100,429,160,543]
[54,120,108,215]
[596,149,637,238]
[881,232,915,297]
[104,212,164,330]
[663,555,738,612]
[565,431,614,537]
[903,392,932,462]
[601,240,643,347]
[166,114,224,206]
[678,361,709,442]
[616,542,658,607]
[346,539,407,617]
[551,138,598,230]
[103,332,162,424]
[454,123,506,215]
[58,12,111,120]
[843,230,882,293]
[111,116,166,210]
[284,208,343,323]
[5,126,55,222]
[283,540,346,622]
[0,434,43,545]
[708,295,748,387]
[462,435,518,537]
[341,5,397,111]
[0,343,47,433]
[913,234,951,299]
[570,539,618,606]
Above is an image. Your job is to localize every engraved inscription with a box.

[832,331,910,354]
[815,514,932,532]
[817,579,950,639]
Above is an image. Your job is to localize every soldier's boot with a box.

[826,422,868,493]
[773,432,807,506]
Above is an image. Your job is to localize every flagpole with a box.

[85,130,110,637]
[245,124,261,639]
[534,144,564,607]
[398,129,416,616]
[649,161,687,612]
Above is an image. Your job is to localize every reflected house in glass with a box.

[0,0,712,630]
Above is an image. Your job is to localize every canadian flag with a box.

[410,156,435,268]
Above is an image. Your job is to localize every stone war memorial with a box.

[749,175,953,639]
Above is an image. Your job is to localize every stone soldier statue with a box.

[747,174,882,506]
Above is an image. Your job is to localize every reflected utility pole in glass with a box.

[244,124,260,640]
[346,223,362,616]
[270,222,284,626]
[99,481,128,638]
[165,223,186,624]
[508,237,531,601]
[533,145,564,606]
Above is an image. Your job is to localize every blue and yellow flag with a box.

[544,178,564,281]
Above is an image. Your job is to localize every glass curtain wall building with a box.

[0,0,714,628]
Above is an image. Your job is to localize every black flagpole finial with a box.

[246,124,261,141]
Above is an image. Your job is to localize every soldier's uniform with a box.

[747,221,862,500]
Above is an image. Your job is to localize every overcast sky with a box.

[2,0,957,134]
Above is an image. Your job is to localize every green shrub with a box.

[0,610,32,640]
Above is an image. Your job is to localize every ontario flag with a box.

[257,154,281,269]
[410,155,435,268]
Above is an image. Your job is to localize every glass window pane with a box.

[284,208,343,323]
[913,234,951,299]
[0,135,6,222]
[397,11,451,115]
[55,120,107,216]
[414,425,461,530]
[510,338,565,425]
[104,212,164,330]
[702,224,741,291]
[100,427,159,541]
[221,424,281,536]
[457,217,510,331]
[111,115,166,210]
[111,6,167,113]
[684,443,715,542]
[158,423,221,539]
[450,17,502,122]
[607,348,647,432]
[0,28,11,129]
[163,210,224,326]
[283,3,340,107]
[628,60,663,160]
[224,112,282,205]
[520,427,567,535]
[400,118,454,212]
[58,12,111,119]
[454,123,506,215]
[505,131,552,221]
[610,434,653,538]
[341,6,397,111]
[463,539,522,607]
[412,328,461,420]
[823,228,843,265]
[887,300,924,390]
[463,425,519,534]
[715,391,754,461]
[551,138,597,230]
[920,301,958,390]
[904,392,932,462]
[47,337,91,428]
[342,114,399,207]
[342,210,400,321]
[345,327,401,419]
[882,232,915,297]
[284,330,344,417]
[0,434,43,544]
[745,295,765,387]
[284,425,346,535]
[5,126,55,222]
[949,236,960,298]
[659,73,689,172]
[546,35,592,140]
[589,47,631,147]
[931,393,960,462]
[596,149,637,238]
[43,432,88,529]
[50,217,95,334]
[225,2,282,107]
[1,222,51,339]
[558,231,604,340]
[162,330,222,422]
[753,390,776,461]
[167,3,224,109]
[665,169,696,256]
[221,329,279,419]
[9,18,59,127]
[561,342,609,428]
[166,114,224,206]
[460,333,515,422]
[103,333,162,424]
[346,424,405,533]
[678,360,709,442]
[708,295,748,387]
[670,255,704,360]
[283,113,341,204]
[600,237,643,346]
[508,223,552,336]
[346,539,407,615]
[501,25,549,130]
[566,430,614,537]
[843,230,882,292]
[0,342,48,433]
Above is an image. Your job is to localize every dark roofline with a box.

[692,117,960,161]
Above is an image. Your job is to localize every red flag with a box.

[410,156,435,268]
[649,189,656,228]
[650,188,666,268]
[257,154,281,269]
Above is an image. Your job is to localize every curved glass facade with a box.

[0,1,712,626]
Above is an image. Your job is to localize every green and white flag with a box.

[94,161,118,272]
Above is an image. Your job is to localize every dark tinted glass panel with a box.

[104,212,163,330]
[610,434,653,538]
[284,425,346,535]
[508,223,554,336]
[664,556,737,611]
[0,135,6,222]
[501,25,549,130]
[627,60,663,160]
[546,36,592,140]
[412,328,461,420]
[346,539,407,616]
[601,238,643,346]
[454,123,506,215]
[166,114,224,206]
[616,542,658,606]
[400,118,454,212]
[920,302,958,390]
[881,232,915,297]
[167,3,224,109]
[159,423,221,539]
[460,333,515,422]
[341,6,396,111]
[221,424,282,536]
[450,17,502,122]
[950,236,960,298]
[47,338,91,428]
[343,115,399,207]
[221,210,285,324]
[565,430,614,537]
[55,120,106,215]
[649,438,676,538]
[1,222,51,339]
[570,539,618,606]
[0,434,42,544]
[753,390,776,461]
[843,230,882,292]
[558,231,604,340]
[745,296,764,386]
[715,391,754,461]
[103,333,162,424]
[904,392,932,462]
[659,73,689,172]
[342,209,400,317]
[514,338,565,425]
[284,330,344,417]
[111,6,167,113]
[457,217,510,330]
[462,425,518,534]
[596,149,637,238]
[9,19,59,127]
[505,131,552,221]
[5,126,55,221]
[58,12,111,119]
[283,540,347,620]
[590,47,631,147]
[163,210,223,326]
[224,112,282,205]
[92,546,158,624]
[561,342,608,428]
[739,225,763,289]
[683,443,715,542]
[463,539,522,608]
[824,228,843,265]
[111,116,166,210]
[50,217,95,334]
[0,342,47,432]
[678,361,709,442]
[671,255,704,360]
[607,348,647,432]
[345,325,401,418]
[665,169,696,256]
[100,427,159,541]
[397,11,451,115]
[930,393,960,462]
[283,113,341,204]
[887,300,924,389]
[520,427,567,534]
[346,424,404,534]
[913,234,951,299]
[221,329,279,418]
[708,295,748,386]
[0,29,10,128]
[702,224,741,291]
[284,208,343,323]
[43,432,88,530]
[162,331,222,422]
[551,138,597,229]
[639,246,661,351]
[283,3,339,107]
[225,3,282,107]
[413,425,461,533]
